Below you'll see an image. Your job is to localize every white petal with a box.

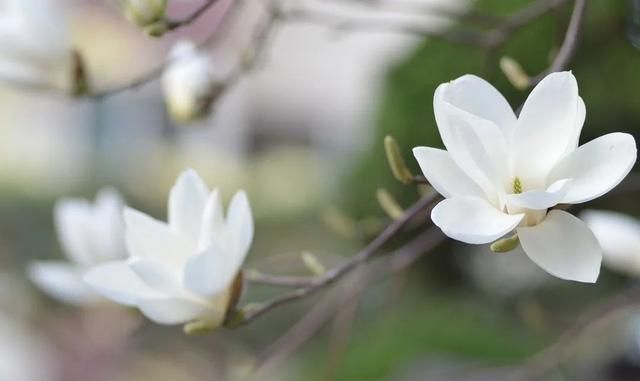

[136,297,209,325]
[128,257,184,296]
[549,133,637,204]
[506,179,571,210]
[580,210,640,276]
[124,207,196,266]
[168,169,209,240]
[183,243,239,298]
[514,72,581,186]
[435,74,517,140]
[412,147,485,199]
[197,189,225,251]
[54,199,92,265]
[83,260,161,306]
[226,191,254,256]
[433,93,507,205]
[27,261,98,305]
[431,197,524,244]
[518,210,602,283]
[90,188,126,262]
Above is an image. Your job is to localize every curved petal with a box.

[549,133,637,204]
[226,191,254,256]
[136,297,209,325]
[436,74,517,139]
[506,179,571,210]
[412,147,485,199]
[128,257,183,296]
[514,72,581,187]
[433,92,507,205]
[83,260,161,306]
[183,243,239,298]
[27,261,97,305]
[431,197,524,244]
[90,188,126,262]
[518,210,602,283]
[580,210,640,276]
[168,169,209,240]
[54,199,92,265]
[124,208,195,266]
[197,189,225,251]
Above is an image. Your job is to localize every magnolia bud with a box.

[122,0,168,30]
[162,40,223,123]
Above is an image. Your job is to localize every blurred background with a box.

[1,0,640,380]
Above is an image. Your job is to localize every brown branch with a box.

[527,0,587,85]
[251,227,445,375]
[165,0,220,31]
[235,192,441,326]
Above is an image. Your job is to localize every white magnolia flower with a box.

[121,0,167,28]
[28,189,127,305]
[581,210,640,277]
[162,40,221,123]
[413,71,637,283]
[0,0,72,87]
[84,169,253,326]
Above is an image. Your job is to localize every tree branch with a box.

[165,0,220,31]
[235,192,441,326]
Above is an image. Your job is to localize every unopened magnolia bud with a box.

[490,233,520,253]
[376,188,404,220]
[162,40,223,123]
[122,0,168,31]
[499,57,530,90]
[384,136,414,185]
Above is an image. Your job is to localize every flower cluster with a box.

[30,170,253,329]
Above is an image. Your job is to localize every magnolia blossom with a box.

[84,169,253,326]
[121,0,167,27]
[162,40,221,123]
[413,71,637,283]
[0,0,72,87]
[581,210,640,277]
[28,189,127,305]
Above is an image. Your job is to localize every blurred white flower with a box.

[28,189,127,305]
[413,71,637,283]
[0,0,72,88]
[84,169,253,326]
[162,40,222,123]
[581,210,640,277]
[0,313,54,381]
[121,0,167,29]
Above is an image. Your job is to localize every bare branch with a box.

[528,0,587,85]
[165,0,220,31]
[235,191,441,326]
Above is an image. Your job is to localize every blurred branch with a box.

[252,227,445,375]
[235,192,441,326]
[165,0,220,31]
[527,0,587,85]
[508,284,640,381]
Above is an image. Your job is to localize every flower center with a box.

[512,177,523,194]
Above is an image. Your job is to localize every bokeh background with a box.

[1,0,639,380]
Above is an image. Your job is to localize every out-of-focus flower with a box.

[28,189,127,305]
[162,40,223,123]
[121,0,167,31]
[581,210,640,277]
[0,313,54,381]
[0,0,72,88]
[84,169,253,327]
[413,71,637,283]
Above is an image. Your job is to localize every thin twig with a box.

[165,0,220,30]
[237,192,441,325]
[251,227,445,375]
[527,0,587,85]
